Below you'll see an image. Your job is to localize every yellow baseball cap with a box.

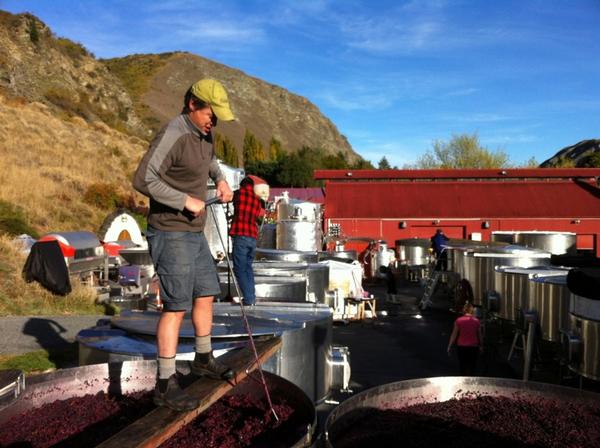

[190,79,235,121]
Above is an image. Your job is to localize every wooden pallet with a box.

[97,337,282,448]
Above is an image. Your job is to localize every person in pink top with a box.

[447,301,483,375]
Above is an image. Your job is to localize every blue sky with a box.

[2,0,599,167]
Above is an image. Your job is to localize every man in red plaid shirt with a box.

[229,175,268,305]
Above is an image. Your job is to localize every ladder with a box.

[419,269,441,310]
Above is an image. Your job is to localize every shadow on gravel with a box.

[22,318,78,368]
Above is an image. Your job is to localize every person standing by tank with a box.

[229,175,269,306]
[133,79,235,411]
[447,301,483,375]
[431,228,449,271]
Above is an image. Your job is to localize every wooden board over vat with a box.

[97,336,282,448]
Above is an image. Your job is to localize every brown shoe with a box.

[191,351,234,380]
[153,374,199,411]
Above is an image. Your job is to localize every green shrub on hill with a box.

[0,200,38,237]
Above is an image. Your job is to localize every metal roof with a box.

[315,168,600,181]
[324,179,600,219]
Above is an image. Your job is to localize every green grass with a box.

[0,344,78,373]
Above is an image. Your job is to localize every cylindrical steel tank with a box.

[277,220,322,251]
[568,294,600,380]
[256,248,319,263]
[257,223,277,249]
[323,376,600,448]
[395,239,430,266]
[277,198,322,222]
[250,261,329,304]
[515,231,577,255]
[463,247,551,305]
[527,272,571,341]
[219,273,306,302]
[491,231,517,244]
[77,303,334,403]
[0,361,315,448]
[318,250,358,262]
[493,266,568,322]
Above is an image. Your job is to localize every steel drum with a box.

[568,294,600,380]
[0,361,315,448]
[527,272,571,341]
[395,239,430,266]
[324,376,600,447]
[78,303,335,403]
[493,266,568,323]
[255,248,319,263]
[463,247,551,305]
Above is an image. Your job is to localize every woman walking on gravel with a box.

[447,301,483,375]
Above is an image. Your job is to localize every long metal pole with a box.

[206,201,278,421]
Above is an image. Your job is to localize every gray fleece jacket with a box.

[133,114,224,232]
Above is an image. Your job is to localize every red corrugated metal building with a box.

[314,168,600,256]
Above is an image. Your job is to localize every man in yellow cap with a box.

[133,79,235,411]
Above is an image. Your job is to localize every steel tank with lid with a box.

[249,260,330,304]
[77,303,337,403]
[277,219,322,251]
[567,293,600,380]
[255,248,319,263]
[444,240,508,278]
[395,238,430,266]
[219,273,307,303]
[514,231,577,255]
[463,246,551,305]
[527,271,571,341]
[493,266,568,322]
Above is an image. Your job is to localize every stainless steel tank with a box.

[250,261,330,304]
[77,303,335,403]
[323,376,600,448]
[319,250,358,262]
[515,231,577,255]
[277,198,322,222]
[568,294,600,380]
[395,239,430,266]
[203,162,245,259]
[0,361,315,448]
[463,247,551,305]
[527,272,571,341]
[219,273,307,302]
[491,231,517,244]
[444,240,508,278]
[493,266,568,322]
[277,220,322,251]
[257,223,277,249]
[256,248,319,263]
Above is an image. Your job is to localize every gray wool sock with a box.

[157,356,176,380]
[195,334,212,354]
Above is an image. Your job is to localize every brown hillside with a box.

[0,92,145,234]
[105,52,359,162]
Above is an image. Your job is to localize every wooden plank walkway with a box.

[97,337,282,448]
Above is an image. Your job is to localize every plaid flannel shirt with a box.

[229,183,264,238]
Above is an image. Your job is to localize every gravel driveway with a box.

[0,315,105,355]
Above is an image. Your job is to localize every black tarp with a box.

[22,240,71,296]
[567,267,600,300]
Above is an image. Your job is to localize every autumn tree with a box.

[416,133,510,168]
[243,129,265,165]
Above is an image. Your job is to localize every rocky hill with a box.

[0,10,358,162]
[105,51,357,161]
[540,139,600,167]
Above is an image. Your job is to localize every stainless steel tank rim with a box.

[324,375,600,442]
[568,365,600,382]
